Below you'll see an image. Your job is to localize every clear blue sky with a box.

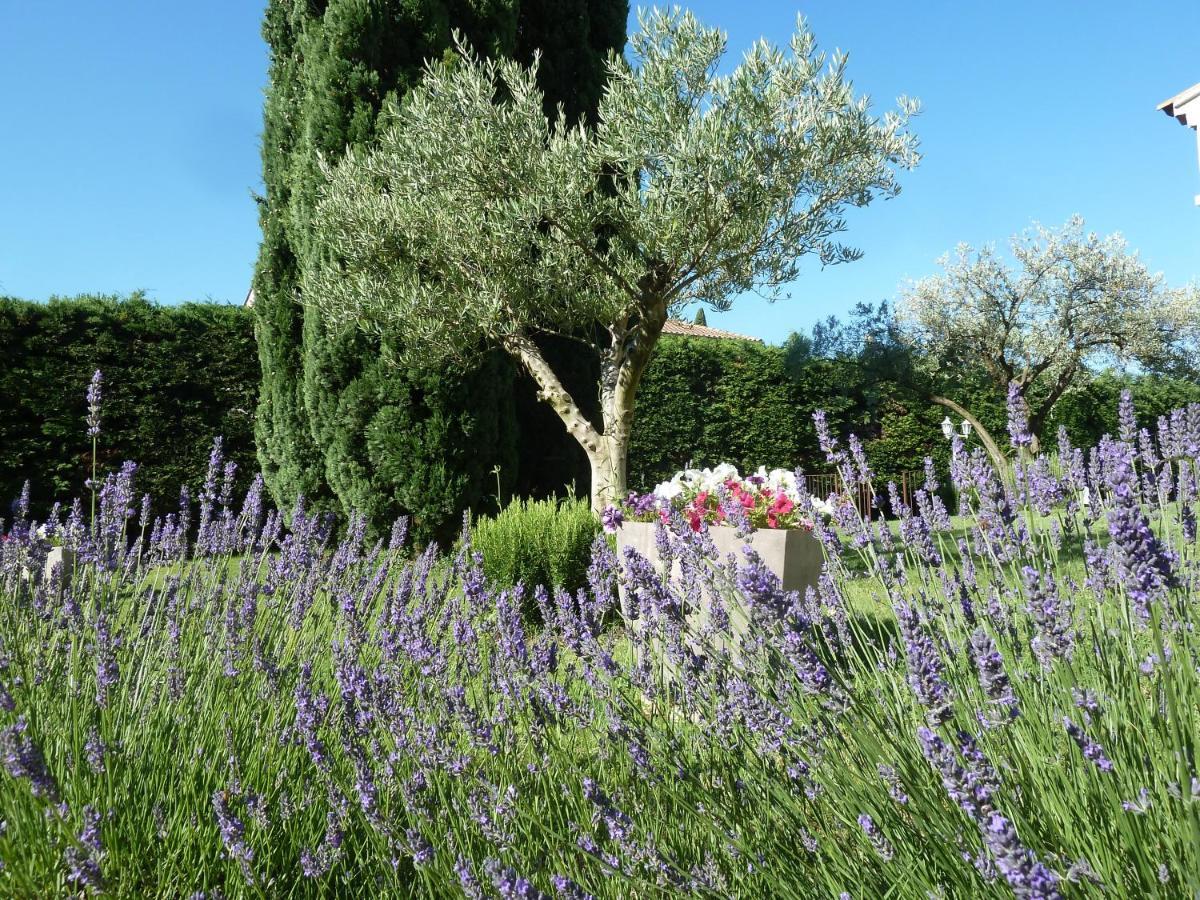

[2,2,1197,343]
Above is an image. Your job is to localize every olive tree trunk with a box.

[503,305,665,514]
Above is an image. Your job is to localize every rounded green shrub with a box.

[469,495,600,598]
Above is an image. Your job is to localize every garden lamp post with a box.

[943,417,972,459]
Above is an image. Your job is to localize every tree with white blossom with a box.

[304,9,919,512]
[899,216,1200,453]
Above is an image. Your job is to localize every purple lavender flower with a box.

[84,727,106,775]
[300,811,345,878]
[917,727,998,820]
[212,789,254,882]
[1103,444,1176,619]
[1118,389,1137,444]
[848,434,874,485]
[1007,383,1033,450]
[600,505,624,534]
[551,874,595,899]
[94,608,120,707]
[1121,787,1151,814]
[406,828,434,866]
[1,716,59,800]
[1022,566,1074,666]
[969,629,1019,720]
[984,813,1061,899]
[813,410,840,462]
[64,805,104,893]
[294,663,330,771]
[857,814,894,862]
[12,480,31,525]
[895,604,954,725]
[86,370,103,438]
[878,764,909,805]
[455,856,484,899]
[1063,718,1113,772]
[484,858,550,899]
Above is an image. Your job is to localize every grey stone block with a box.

[614,522,823,671]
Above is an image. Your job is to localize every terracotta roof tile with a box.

[662,319,762,342]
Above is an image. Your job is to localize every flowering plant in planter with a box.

[605,464,831,533]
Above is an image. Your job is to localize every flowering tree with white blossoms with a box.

[305,10,918,512]
[899,216,1200,454]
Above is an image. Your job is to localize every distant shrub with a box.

[470,495,599,597]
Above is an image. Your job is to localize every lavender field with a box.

[2,390,1199,898]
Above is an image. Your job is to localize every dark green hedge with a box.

[628,335,949,492]
[0,294,259,517]
[5,296,1195,527]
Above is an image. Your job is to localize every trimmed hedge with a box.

[4,296,1194,531]
[0,294,258,517]
[628,334,951,493]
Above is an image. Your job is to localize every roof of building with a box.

[662,319,762,342]
[1158,82,1200,128]
[244,288,255,308]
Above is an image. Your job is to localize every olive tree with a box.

[306,9,918,511]
[899,216,1200,454]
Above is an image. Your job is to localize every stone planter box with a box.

[22,547,75,591]
[45,547,75,587]
[614,521,823,667]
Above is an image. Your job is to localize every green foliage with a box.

[0,294,258,516]
[254,0,627,535]
[630,326,945,493]
[470,495,600,596]
[628,336,815,490]
[1048,371,1200,448]
[305,9,916,510]
[314,335,519,546]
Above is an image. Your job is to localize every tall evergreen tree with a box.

[254,3,328,510]
[253,0,628,539]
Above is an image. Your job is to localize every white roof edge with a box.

[1158,82,1200,126]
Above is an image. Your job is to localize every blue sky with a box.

[2,2,1197,343]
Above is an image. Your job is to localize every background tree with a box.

[307,10,918,511]
[898,216,1200,453]
[252,0,627,540]
[693,308,707,326]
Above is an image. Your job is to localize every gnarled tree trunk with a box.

[503,301,666,514]
[930,395,1009,474]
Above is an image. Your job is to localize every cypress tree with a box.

[253,0,628,540]
[693,308,707,326]
[253,3,330,511]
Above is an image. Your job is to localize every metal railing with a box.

[805,470,924,519]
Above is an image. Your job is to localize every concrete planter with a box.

[43,547,75,590]
[614,521,823,667]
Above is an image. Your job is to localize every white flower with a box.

[710,463,739,483]
[810,496,835,517]
[653,480,685,501]
[766,468,797,494]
